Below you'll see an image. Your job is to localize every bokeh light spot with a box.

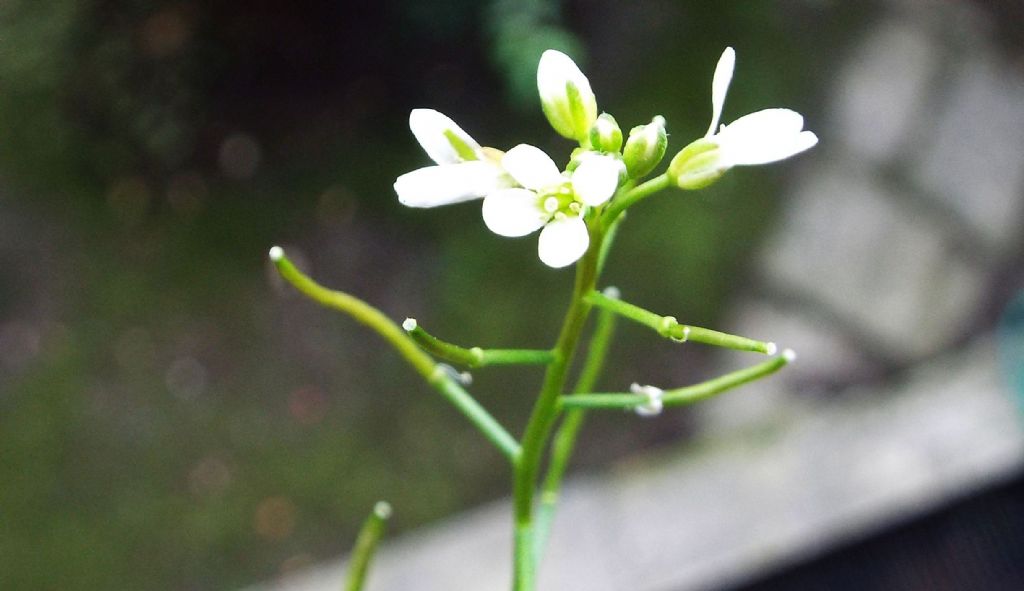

[254,496,297,541]
[139,6,194,58]
[188,453,233,499]
[288,385,329,426]
[165,356,207,401]
[218,133,262,180]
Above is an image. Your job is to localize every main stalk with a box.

[511,222,604,590]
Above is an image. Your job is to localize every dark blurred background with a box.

[1,1,1022,590]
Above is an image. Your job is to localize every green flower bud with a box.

[537,50,598,143]
[588,113,622,153]
[668,138,725,190]
[622,116,667,179]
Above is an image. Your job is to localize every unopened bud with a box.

[622,116,667,178]
[589,113,622,153]
[537,50,598,142]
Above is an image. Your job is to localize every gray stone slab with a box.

[597,338,1024,590]
[911,52,1024,246]
[537,479,621,591]
[831,20,938,163]
[694,298,877,434]
[762,165,984,359]
[255,501,512,591]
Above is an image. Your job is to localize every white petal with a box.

[395,162,506,208]
[722,108,804,139]
[706,47,735,137]
[571,155,623,206]
[502,144,562,190]
[790,131,819,156]
[716,109,816,166]
[481,189,547,237]
[409,109,483,165]
[537,216,589,268]
[537,50,589,100]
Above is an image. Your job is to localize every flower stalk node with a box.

[671,326,691,344]
[658,315,678,338]
[437,363,473,386]
[630,383,664,417]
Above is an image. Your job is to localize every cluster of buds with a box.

[394,47,816,268]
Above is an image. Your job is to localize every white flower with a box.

[393,109,511,208]
[537,50,598,142]
[482,145,623,268]
[393,109,623,268]
[704,47,818,168]
[669,47,818,190]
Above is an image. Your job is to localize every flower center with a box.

[537,184,581,220]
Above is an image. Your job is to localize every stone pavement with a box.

[255,1,1024,589]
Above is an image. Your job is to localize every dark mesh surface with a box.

[725,470,1024,591]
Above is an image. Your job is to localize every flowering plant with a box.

[270,47,814,591]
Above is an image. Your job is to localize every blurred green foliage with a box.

[0,0,866,589]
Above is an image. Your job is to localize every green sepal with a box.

[668,137,725,190]
[588,112,622,153]
[443,129,479,161]
[622,116,667,178]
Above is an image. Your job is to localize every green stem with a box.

[601,173,672,229]
[512,222,605,591]
[596,214,624,275]
[472,349,555,367]
[533,290,619,564]
[344,501,392,591]
[430,373,522,460]
[585,290,776,354]
[560,351,794,410]
[270,247,520,462]
[569,292,620,396]
[271,248,435,379]
[404,319,554,368]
